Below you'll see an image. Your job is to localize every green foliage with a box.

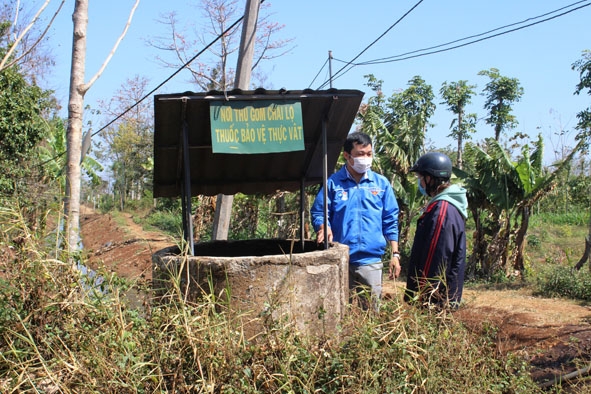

[439,80,478,164]
[358,74,436,251]
[572,49,591,146]
[527,234,541,248]
[533,265,591,301]
[145,209,183,237]
[531,211,590,227]
[98,193,117,213]
[0,64,53,194]
[36,117,104,193]
[97,77,154,211]
[478,68,524,141]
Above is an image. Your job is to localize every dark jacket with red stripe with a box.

[404,184,468,307]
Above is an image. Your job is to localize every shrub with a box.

[533,265,591,301]
[145,209,182,237]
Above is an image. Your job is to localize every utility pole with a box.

[328,50,333,88]
[211,0,260,240]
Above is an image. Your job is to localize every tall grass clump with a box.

[0,200,542,393]
[530,211,590,227]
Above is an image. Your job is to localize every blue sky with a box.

[41,0,591,162]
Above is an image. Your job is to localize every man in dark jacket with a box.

[403,152,468,309]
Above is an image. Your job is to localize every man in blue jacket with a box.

[311,132,400,310]
[404,152,468,309]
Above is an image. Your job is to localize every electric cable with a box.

[306,57,329,89]
[361,2,591,65]
[360,0,590,65]
[316,0,424,89]
[317,0,590,87]
[38,0,264,168]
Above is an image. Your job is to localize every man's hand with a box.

[316,225,333,244]
[388,255,401,280]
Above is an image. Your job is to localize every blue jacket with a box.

[404,184,468,306]
[310,166,399,265]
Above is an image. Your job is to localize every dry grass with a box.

[0,200,544,393]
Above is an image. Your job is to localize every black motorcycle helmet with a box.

[410,152,452,179]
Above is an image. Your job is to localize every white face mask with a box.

[351,156,372,174]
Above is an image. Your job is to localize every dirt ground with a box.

[79,206,591,391]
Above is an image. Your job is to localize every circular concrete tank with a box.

[152,239,349,338]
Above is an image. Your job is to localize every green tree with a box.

[457,136,579,277]
[478,68,524,141]
[0,63,52,194]
[358,74,435,250]
[440,80,477,169]
[572,49,591,270]
[99,76,153,211]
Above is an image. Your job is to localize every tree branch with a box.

[2,0,66,71]
[0,0,51,71]
[81,0,140,93]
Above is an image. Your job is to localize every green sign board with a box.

[210,100,304,154]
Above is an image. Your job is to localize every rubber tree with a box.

[65,0,139,253]
[440,80,477,169]
[478,68,524,141]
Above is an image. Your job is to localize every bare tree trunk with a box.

[457,112,463,169]
[573,237,591,271]
[65,0,139,253]
[65,0,89,253]
[512,207,529,273]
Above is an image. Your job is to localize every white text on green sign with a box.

[210,100,304,154]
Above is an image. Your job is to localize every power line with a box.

[316,0,590,88]
[359,0,590,65]
[360,2,591,66]
[306,57,329,89]
[90,13,247,139]
[315,0,425,89]
[38,4,252,169]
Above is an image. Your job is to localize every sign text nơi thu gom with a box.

[210,100,304,154]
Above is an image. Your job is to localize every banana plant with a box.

[37,117,103,192]
[358,75,435,250]
[457,135,583,277]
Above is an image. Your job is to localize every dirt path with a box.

[79,207,591,389]
[80,206,174,282]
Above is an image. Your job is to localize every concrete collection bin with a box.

[152,239,349,338]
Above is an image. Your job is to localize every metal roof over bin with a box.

[153,88,365,251]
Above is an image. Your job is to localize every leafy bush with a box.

[144,209,182,237]
[533,265,591,301]
[527,234,541,248]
